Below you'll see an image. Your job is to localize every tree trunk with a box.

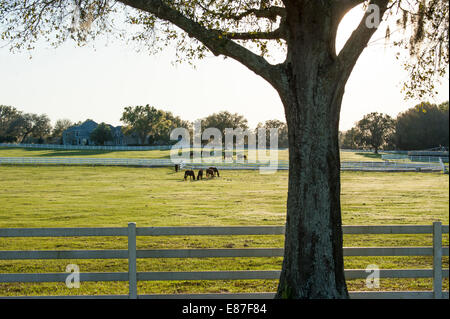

[275,1,349,299]
[275,86,348,298]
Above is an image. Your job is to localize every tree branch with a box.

[225,6,286,22]
[333,0,366,12]
[224,25,287,40]
[117,0,284,88]
[196,4,286,22]
[337,0,390,74]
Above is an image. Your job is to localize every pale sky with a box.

[0,6,448,131]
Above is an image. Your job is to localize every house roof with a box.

[64,120,125,135]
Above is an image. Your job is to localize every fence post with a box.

[128,222,137,299]
[432,221,442,299]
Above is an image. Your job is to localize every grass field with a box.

[0,160,448,297]
[0,147,385,162]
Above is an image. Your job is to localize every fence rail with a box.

[0,157,289,170]
[1,156,445,172]
[0,143,172,151]
[382,154,449,163]
[0,143,290,151]
[0,157,175,167]
[0,222,448,299]
[341,161,444,172]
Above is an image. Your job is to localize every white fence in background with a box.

[0,222,448,299]
[440,158,449,174]
[2,144,446,159]
[341,161,443,172]
[0,144,288,151]
[0,157,289,169]
[0,157,445,172]
[0,143,172,151]
[382,154,449,163]
[0,157,175,167]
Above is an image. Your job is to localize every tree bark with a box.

[274,1,348,299]
[275,83,348,298]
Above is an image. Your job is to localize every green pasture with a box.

[0,163,448,296]
[0,146,173,159]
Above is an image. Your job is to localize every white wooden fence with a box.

[0,157,176,167]
[0,222,448,299]
[0,157,289,170]
[1,157,446,172]
[0,143,172,151]
[340,161,443,172]
[382,154,449,163]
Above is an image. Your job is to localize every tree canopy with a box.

[353,112,395,153]
[201,111,248,135]
[0,105,51,143]
[0,1,447,99]
[340,102,449,151]
[50,119,74,144]
[395,101,449,149]
[121,104,190,145]
[256,119,288,148]
[89,122,114,145]
[339,127,360,150]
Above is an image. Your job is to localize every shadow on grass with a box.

[19,148,172,158]
[22,148,116,157]
[355,152,383,160]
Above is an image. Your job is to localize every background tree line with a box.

[3,102,447,150]
[121,106,289,147]
[0,105,54,144]
[0,104,289,147]
[339,101,449,152]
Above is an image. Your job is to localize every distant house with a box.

[62,120,138,146]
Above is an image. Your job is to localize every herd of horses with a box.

[174,151,248,181]
[175,164,220,181]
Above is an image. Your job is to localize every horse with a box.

[197,169,203,180]
[205,168,215,178]
[208,167,220,177]
[184,170,196,181]
[174,164,180,172]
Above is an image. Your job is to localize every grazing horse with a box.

[184,170,196,181]
[197,169,203,180]
[208,167,220,177]
[206,168,215,178]
[174,164,180,172]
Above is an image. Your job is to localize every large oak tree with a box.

[354,112,395,153]
[1,0,447,298]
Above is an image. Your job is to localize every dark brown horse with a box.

[205,168,215,178]
[208,167,220,177]
[174,164,180,172]
[184,170,195,181]
[197,169,203,180]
